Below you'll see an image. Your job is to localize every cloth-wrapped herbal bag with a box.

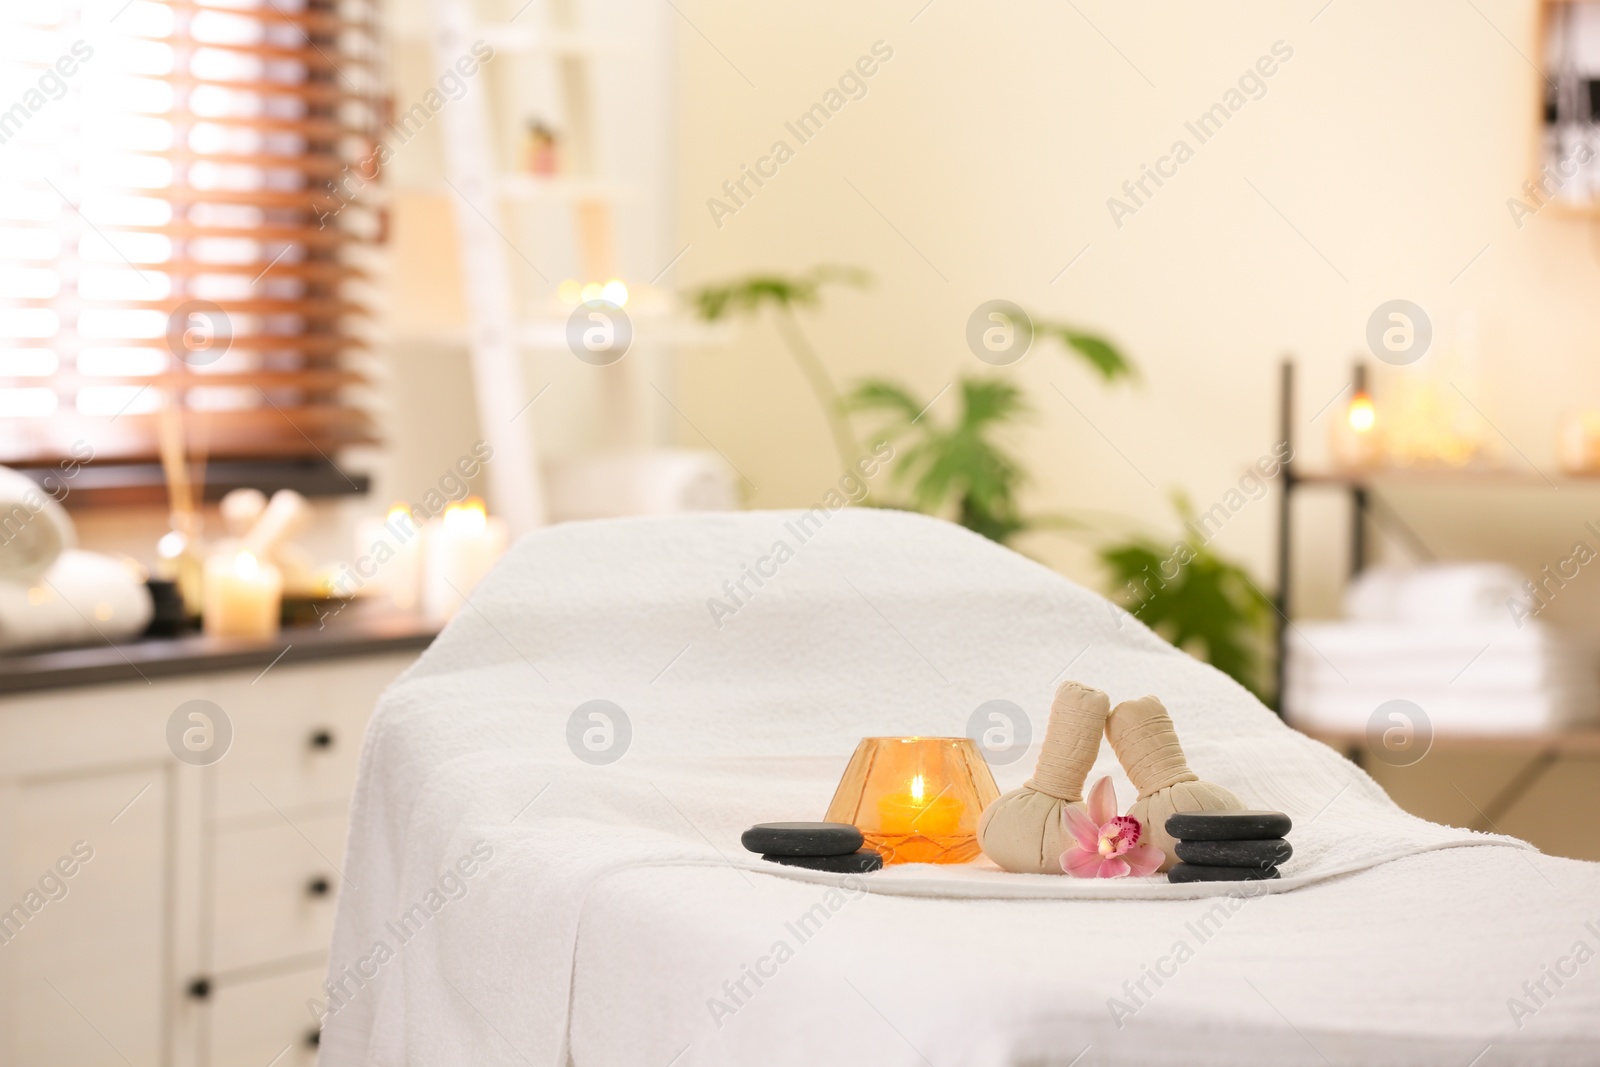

[1107,695,1243,871]
[977,681,1108,874]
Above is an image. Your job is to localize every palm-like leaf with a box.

[1034,321,1138,383]
[688,266,870,322]
[846,377,1032,540]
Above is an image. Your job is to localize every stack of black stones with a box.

[1165,810,1292,883]
[740,822,884,873]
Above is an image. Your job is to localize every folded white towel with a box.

[0,466,74,582]
[1285,619,1600,732]
[1342,562,1526,625]
[0,550,153,652]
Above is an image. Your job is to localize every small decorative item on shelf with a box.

[1329,363,1381,470]
[524,119,560,175]
[422,497,509,621]
[824,736,999,865]
[154,523,204,620]
[143,578,189,637]
[202,549,283,639]
[1557,411,1600,474]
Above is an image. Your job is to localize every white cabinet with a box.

[0,647,419,1067]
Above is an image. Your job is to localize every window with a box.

[0,0,382,497]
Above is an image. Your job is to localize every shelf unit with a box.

[1272,359,1600,706]
[1533,0,1600,217]
[1274,360,1600,827]
[427,0,691,534]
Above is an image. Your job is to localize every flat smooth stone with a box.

[1167,862,1280,883]
[742,822,864,857]
[1165,810,1292,841]
[762,850,883,874]
[1176,838,1293,868]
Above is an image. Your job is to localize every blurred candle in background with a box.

[353,503,425,610]
[203,549,282,639]
[422,498,509,621]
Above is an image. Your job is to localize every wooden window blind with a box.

[0,0,383,484]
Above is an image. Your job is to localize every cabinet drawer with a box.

[213,815,346,973]
[212,656,407,821]
[209,967,325,1067]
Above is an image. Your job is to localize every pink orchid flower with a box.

[1060,776,1164,878]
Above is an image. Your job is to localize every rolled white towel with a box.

[1343,562,1527,626]
[0,550,153,653]
[0,466,75,582]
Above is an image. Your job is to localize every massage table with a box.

[321,510,1600,1066]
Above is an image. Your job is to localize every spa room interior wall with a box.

[661,0,1600,855]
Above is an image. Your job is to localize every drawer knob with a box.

[308,729,335,750]
[187,977,211,1001]
[306,875,332,898]
[304,1028,321,1049]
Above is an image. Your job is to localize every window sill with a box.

[14,460,371,509]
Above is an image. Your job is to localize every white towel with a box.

[0,466,74,582]
[1342,562,1526,626]
[1284,620,1600,732]
[321,509,1526,1067]
[0,550,153,652]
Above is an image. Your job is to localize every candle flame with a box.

[1348,392,1376,433]
[444,497,488,535]
[234,551,259,580]
[387,502,411,523]
[910,774,925,803]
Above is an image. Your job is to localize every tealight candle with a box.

[422,497,509,621]
[826,737,999,865]
[353,503,425,610]
[203,549,283,639]
[875,774,965,837]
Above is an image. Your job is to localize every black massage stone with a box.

[1165,810,1292,841]
[1167,862,1281,884]
[741,822,864,857]
[763,850,883,874]
[1175,838,1293,868]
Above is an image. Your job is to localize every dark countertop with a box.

[0,605,439,696]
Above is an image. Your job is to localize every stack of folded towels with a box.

[1285,562,1600,734]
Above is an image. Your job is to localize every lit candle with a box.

[875,773,965,837]
[353,503,425,610]
[202,550,283,639]
[422,498,509,621]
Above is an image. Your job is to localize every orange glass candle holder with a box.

[824,737,1000,865]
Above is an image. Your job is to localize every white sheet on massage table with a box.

[321,509,1600,1067]
[571,849,1600,1067]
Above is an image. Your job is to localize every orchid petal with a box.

[1062,847,1105,878]
[1125,842,1165,877]
[1062,804,1101,852]
[1099,856,1131,878]
[1086,776,1118,826]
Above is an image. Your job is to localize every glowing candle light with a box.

[203,549,282,639]
[422,497,509,621]
[1347,391,1376,433]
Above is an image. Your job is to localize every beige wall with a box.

[667,0,1600,619]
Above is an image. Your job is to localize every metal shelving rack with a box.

[1273,359,1600,824]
